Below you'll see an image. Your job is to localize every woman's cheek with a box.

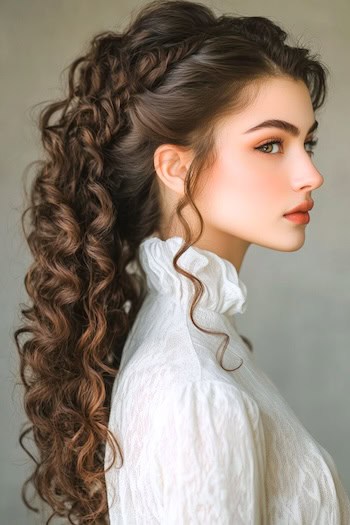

[199,155,285,224]
[241,162,285,207]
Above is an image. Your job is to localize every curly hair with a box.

[13,0,329,523]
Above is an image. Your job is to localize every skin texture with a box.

[153,76,324,273]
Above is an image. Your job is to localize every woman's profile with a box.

[14,0,350,523]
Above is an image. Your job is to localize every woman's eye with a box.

[256,140,282,154]
[255,138,318,156]
[305,138,318,155]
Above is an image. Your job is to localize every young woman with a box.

[14,0,350,523]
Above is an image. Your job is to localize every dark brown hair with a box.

[14,0,329,522]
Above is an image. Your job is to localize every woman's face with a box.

[193,77,324,263]
[155,76,324,271]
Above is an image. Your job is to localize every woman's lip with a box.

[283,211,310,224]
[284,200,314,214]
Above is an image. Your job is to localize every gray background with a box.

[1,0,349,523]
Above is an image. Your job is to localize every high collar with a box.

[138,235,248,319]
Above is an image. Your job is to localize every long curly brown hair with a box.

[13,0,329,522]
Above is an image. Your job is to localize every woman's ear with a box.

[153,144,193,196]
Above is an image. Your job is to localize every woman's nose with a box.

[291,156,324,191]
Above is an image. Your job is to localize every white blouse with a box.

[104,235,350,524]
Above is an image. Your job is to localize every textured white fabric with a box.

[104,235,350,524]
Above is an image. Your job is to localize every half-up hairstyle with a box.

[14,0,329,522]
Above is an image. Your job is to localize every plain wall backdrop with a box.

[1,0,349,523]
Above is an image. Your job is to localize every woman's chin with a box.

[255,230,306,252]
[277,233,306,252]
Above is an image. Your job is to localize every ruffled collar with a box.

[138,235,248,318]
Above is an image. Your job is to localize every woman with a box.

[14,0,350,523]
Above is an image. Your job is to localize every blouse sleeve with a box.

[147,380,267,525]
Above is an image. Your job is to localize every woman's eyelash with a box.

[255,137,319,155]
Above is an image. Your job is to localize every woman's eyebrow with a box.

[243,119,319,136]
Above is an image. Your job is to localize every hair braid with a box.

[124,32,209,94]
